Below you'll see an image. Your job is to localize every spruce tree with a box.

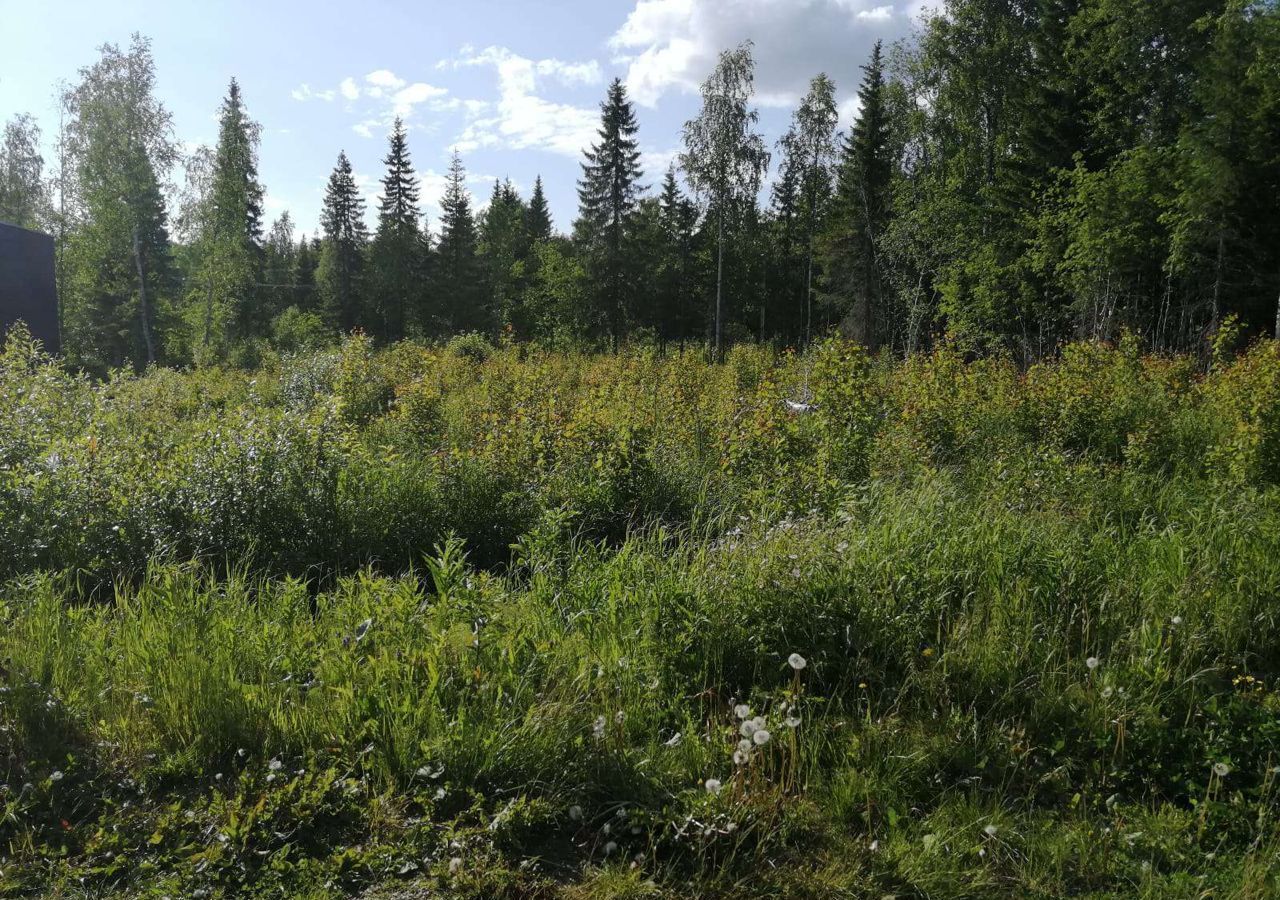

[318,151,368,333]
[294,234,319,311]
[821,41,891,347]
[432,150,485,334]
[525,174,553,244]
[479,178,527,332]
[209,78,265,339]
[576,78,644,346]
[263,211,296,321]
[369,118,422,342]
[657,166,700,344]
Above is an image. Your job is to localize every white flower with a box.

[1213,762,1231,778]
[983,824,998,837]
[49,770,64,782]
[268,759,283,772]
[705,778,722,794]
[569,805,583,821]
[788,653,808,671]
[734,704,752,720]
[1171,616,1183,626]
[604,841,617,855]
[753,729,772,746]
[1086,657,1100,671]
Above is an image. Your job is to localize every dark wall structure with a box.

[0,221,60,355]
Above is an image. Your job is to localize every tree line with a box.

[1,0,1277,373]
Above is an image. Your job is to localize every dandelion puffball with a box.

[785,714,802,728]
[734,704,752,720]
[738,738,753,754]
[788,653,807,670]
[1171,615,1183,625]
[569,805,583,821]
[604,840,617,854]
[983,824,998,837]
[1086,656,1100,670]
[752,729,772,746]
[740,720,759,738]
[733,750,750,765]
[1213,762,1231,777]
[705,778,722,794]
[448,857,462,875]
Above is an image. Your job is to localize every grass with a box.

[2,327,1280,896]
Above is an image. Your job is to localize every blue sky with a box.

[0,0,927,238]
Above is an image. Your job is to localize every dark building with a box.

[0,221,60,355]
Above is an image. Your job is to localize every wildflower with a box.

[858,682,868,690]
[49,771,64,783]
[1171,616,1183,626]
[268,759,283,772]
[734,704,752,720]
[983,824,998,837]
[733,750,750,765]
[752,729,772,746]
[614,710,626,725]
[785,714,802,728]
[434,787,446,800]
[740,720,759,739]
[869,839,879,851]
[1101,686,1114,699]
[604,841,617,855]
[788,653,808,671]
[922,647,935,658]
[1213,762,1231,778]
[448,857,462,875]
[569,805,583,821]
[705,778,722,794]
[1086,656,1100,671]
[737,738,753,753]
[593,715,606,739]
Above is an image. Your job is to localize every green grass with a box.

[2,329,1280,896]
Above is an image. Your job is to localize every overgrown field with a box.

[4,327,1280,898]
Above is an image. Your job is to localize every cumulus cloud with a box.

[340,77,361,101]
[291,83,336,102]
[442,45,604,157]
[610,0,917,108]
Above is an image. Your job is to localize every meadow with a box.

[3,325,1280,898]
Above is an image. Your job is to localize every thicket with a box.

[4,327,1280,896]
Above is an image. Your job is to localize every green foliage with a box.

[5,330,1280,895]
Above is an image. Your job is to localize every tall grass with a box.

[3,327,1280,896]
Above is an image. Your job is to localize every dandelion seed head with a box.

[1213,762,1231,778]
[734,704,752,720]
[753,728,772,746]
[733,750,750,765]
[705,778,722,794]
[604,840,617,854]
[983,824,998,837]
[448,857,462,875]
[1171,616,1183,626]
[785,714,802,728]
[788,653,807,671]
[1086,656,1100,670]
[569,805,583,821]
[740,720,758,738]
[49,771,63,782]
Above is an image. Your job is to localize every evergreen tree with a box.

[432,150,485,334]
[318,151,368,333]
[576,78,644,346]
[294,234,319,311]
[821,42,892,347]
[525,174,553,244]
[681,42,769,359]
[369,118,422,342]
[479,178,527,333]
[657,166,701,345]
[208,79,265,339]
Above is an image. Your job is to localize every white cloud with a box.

[366,69,407,90]
[444,45,603,158]
[857,4,894,20]
[392,82,450,117]
[291,83,336,102]
[610,0,913,108]
[340,77,361,101]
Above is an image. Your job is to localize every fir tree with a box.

[369,118,422,342]
[479,178,527,332]
[432,150,485,334]
[821,41,891,347]
[576,78,644,346]
[525,174,553,244]
[209,78,265,338]
[318,151,367,333]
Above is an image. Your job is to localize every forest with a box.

[1,0,1276,370]
[3,0,1280,897]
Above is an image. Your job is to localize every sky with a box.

[0,0,931,238]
